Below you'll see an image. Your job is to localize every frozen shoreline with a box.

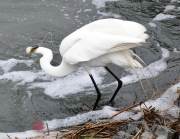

[1,80,180,139]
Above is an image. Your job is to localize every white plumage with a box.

[26,19,149,110]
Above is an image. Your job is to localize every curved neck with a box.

[36,47,77,77]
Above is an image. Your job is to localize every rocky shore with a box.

[113,121,179,139]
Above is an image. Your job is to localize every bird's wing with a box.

[63,31,147,64]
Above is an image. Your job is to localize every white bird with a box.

[26,19,149,110]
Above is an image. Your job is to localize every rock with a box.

[122,121,143,135]
[151,125,176,139]
[172,132,180,139]
[140,130,154,139]
[113,131,133,139]
[112,122,179,139]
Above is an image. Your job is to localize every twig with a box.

[56,133,58,139]
[109,102,142,119]
[92,126,107,137]
[6,134,11,139]
[132,128,143,139]
[82,101,93,110]
[46,123,50,135]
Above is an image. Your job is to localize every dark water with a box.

[0,0,179,132]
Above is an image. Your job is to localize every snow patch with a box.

[164,5,176,12]
[148,22,157,28]
[92,0,120,9]
[0,59,33,73]
[97,11,121,18]
[153,13,176,21]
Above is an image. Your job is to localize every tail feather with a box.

[118,50,143,68]
[108,42,150,53]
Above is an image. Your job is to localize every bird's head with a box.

[26,46,40,54]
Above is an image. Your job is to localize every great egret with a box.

[26,19,149,110]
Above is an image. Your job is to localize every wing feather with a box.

[63,31,147,64]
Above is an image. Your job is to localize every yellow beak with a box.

[30,46,39,54]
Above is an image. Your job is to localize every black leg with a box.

[105,67,123,103]
[89,74,101,110]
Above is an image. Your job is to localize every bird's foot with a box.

[82,100,116,111]
[82,100,102,111]
[102,100,115,107]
